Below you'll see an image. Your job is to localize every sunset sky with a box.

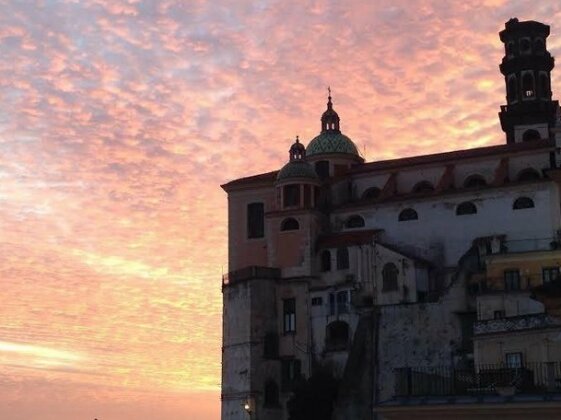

[2,1,561,419]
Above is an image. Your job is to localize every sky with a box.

[1,0,561,419]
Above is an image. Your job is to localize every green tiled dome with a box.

[306,131,359,157]
[276,160,319,182]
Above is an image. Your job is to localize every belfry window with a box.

[522,72,535,98]
[247,202,264,239]
[519,38,531,54]
[508,76,518,102]
[540,74,550,98]
[522,129,540,142]
[535,38,545,54]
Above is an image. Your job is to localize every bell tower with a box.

[498,18,559,144]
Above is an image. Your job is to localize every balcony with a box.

[474,313,561,335]
[222,266,280,287]
[394,363,561,398]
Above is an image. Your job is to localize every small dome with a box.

[306,131,359,157]
[277,160,319,181]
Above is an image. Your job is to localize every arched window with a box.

[535,38,545,54]
[522,129,541,142]
[281,218,299,231]
[336,247,349,270]
[398,208,418,222]
[507,41,515,56]
[345,215,365,229]
[520,38,531,54]
[540,74,550,98]
[513,197,535,210]
[456,201,477,215]
[382,263,398,291]
[412,181,434,194]
[508,76,518,102]
[264,380,280,407]
[325,320,349,351]
[522,72,535,98]
[463,175,487,188]
[321,250,331,272]
[517,168,541,181]
[362,187,381,200]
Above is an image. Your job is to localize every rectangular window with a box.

[543,267,559,284]
[283,298,296,333]
[337,290,349,314]
[329,293,335,315]
[504,270,520,291]
[281,359,302,391]
[247,202,264,239]
[505,352,523,368]
[283,184,300,207]
[311,297,323,306]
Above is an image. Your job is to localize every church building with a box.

[221,18,561,420]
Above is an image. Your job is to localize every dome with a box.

[276,160,319,182]
[306,131,359,157]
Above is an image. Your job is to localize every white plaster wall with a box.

[337,182,559,267]
[476,293,545,320]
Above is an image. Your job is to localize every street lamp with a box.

[243,397,253,419]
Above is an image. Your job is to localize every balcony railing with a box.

[474,313,561,335]
[395,363,561,397]
[222,266,280,287]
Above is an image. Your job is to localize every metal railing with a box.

[394,362,561,397]
[222,266,280,286]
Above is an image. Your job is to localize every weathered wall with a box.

[377,276,468,402]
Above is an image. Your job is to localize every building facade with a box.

[222,18,561,420]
